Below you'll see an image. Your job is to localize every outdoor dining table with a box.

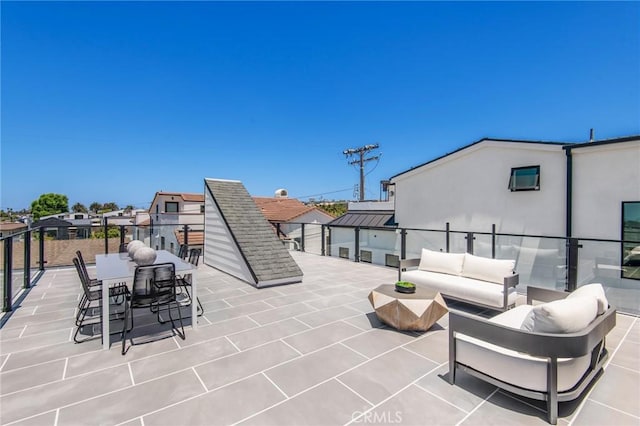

[95,250,198,350]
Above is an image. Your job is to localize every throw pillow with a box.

[417,248,465,276]
[567,283,608,315]
[462,253,515,284]
[521,295,598,333]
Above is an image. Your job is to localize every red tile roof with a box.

[155,192,204,202]
[252,197,332,222]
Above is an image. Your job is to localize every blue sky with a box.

[2,1,639,210]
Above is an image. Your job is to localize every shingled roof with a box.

[204,179,303,287]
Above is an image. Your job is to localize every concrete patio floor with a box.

[0,251,638,426]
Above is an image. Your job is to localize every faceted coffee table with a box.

[368,284,448,331]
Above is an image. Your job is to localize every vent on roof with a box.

[275,188,288,198]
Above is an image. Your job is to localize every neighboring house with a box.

[35,213,93,239]
[146,192,206,253]
[387,135,640,285]
[328,201,399,266]
[253,194,334,251]
[0,222,28,239]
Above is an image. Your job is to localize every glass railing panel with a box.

[404,230,447,259]
[448,232,468,254]
[301,224,323,255]
[578,239,639,316]
[327,226,356,261]
[358,228,401,267]
[472,234,493,258]
[493,235,566,293]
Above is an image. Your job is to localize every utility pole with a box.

[343,143,380,201]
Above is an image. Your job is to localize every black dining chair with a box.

[177,244,189,260]
[177,248,203,316]
[73,257,130,343]
[121,262,185,355]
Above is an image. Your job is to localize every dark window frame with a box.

[165,201,179,213]
[509,165,540,192]
[622,201,640,280]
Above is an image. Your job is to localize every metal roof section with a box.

[203,178,303,288]
[329,211,396,228]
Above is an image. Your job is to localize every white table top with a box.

[96,250,194,281]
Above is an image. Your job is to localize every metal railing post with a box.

[39,227,45,271]
[466,232,475,254]
[446,222,450,252]
[400,228,407,260]
[3,237,13,312]
[23,231,31,289]
[119,225,125,248]
[491,224,497,258]
[183,224,189,247]
[300,224,305,252]
[354,227,360,262]
[321,225,326,256]
[566,238,581,292]
[103,218,109,254]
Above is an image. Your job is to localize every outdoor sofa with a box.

[448,284,616,424]
[399,248,519,311]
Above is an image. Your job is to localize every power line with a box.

[293,188,353,199]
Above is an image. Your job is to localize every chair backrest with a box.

[75,250,92,278]
[177,244,189,260]
[73,257,92,297]
[131,263,176,307]
[187,248,201,267]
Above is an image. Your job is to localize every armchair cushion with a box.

[521,295,598,333]
[418,248,465,276]
[567,283,608,315]
[461,253,516,285]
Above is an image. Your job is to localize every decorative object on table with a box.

[127,240,146,259]
[395,280,416,294]
[368,284,448,331]
[133,246,157,266]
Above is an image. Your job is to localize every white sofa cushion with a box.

[461,253,515,285]
[567,283,608,315]
[402,269,517,309]
[521,295,598,333]
[456,307,592,392]
[418,249,465,276]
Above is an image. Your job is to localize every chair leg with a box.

[121,300,132,355]
[167,300,185,340]
[182,285,204,316]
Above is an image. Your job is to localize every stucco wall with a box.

[572,141,640,239]
[392,141,567,236]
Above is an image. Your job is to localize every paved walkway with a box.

[0,252,638,425]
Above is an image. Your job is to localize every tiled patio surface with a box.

[0,251,638,426]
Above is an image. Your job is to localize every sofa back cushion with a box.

[567,283,608,315]
[461,253,516,285]
[521,295,598,333]
[418,249,465,276]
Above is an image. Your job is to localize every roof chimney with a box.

[589,128,595,142]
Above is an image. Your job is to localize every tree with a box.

[31,193,69,221]
[316,202,347,218]
[101,202,119,212]
[71,202,88,213]
[124,205,135,213]
[89,202,102,214]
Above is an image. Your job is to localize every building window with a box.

[74,214,83,220]
[509,166,540,191]
[622,201,640,280]
[200,205,205,214]
[165,202,179,213]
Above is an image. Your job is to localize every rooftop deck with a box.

[1,252,638,426]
